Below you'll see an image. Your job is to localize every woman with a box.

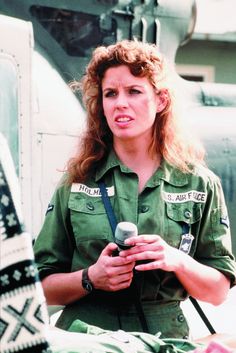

[34,40,236,338]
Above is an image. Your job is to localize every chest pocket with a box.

[164,202,202,252]
[68,194,111,243]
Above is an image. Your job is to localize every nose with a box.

[114,92,128,108]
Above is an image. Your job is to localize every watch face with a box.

[84,280,93,292]
[82,268,93,292]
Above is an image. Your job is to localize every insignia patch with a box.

[46,204,54,215]
[179,233,194,254]
[71,183,115,197]
[220,216,229,228]
[162,190,207,203]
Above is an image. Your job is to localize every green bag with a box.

[48,319,200,353]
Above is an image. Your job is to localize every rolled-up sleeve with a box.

[194,175,236,286]
[33,181,75,281]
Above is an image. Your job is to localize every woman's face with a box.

[102,65,163,145]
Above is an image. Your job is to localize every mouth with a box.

[115,115,133,124]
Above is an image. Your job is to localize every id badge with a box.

[179,233,194,254]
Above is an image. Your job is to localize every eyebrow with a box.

[102,84,144,92]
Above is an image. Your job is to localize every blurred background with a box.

[0,0,235,341]
[176,0,236,84]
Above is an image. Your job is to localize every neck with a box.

[113,140,161,192]
[114,138,150,166]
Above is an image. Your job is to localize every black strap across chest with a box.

[98,180,216,335]
[98,181,117,237]
[98,181,150,333]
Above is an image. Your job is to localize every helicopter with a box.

[0,0,235,253]
[0,0,236,340]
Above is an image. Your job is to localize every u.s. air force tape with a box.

[162,190,206,203]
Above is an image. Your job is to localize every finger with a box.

[101,242,118,256]
[119,243,163,257]
[135,260,162,271]
[109,278,133,291]
[126,250,163,262]
[125,234,161,245]
[113,271,134,284]
[112,256,136,268]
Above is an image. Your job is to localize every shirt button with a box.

[86,202,94,211]
[184,210,192,219]
[140,205,150,213]
[177,314,185,323]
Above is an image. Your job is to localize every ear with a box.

[156,89,168,113]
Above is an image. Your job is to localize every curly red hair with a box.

[67,40,205,183]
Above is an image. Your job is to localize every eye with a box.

[104,90,116,98]
[129,88,141,95]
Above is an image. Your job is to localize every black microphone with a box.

[115,221,138,251]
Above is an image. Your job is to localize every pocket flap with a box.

[166,202,202,224]
[69,194,106,215]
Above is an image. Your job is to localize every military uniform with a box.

[34,150,236,338]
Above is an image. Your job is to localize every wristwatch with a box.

[82,268,94,293]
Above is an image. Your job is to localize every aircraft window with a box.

[30,6,117,57]
[180,75,204,82]
[0,58,19,174]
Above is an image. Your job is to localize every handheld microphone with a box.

[115,221,138,251]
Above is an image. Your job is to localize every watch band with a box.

[82,267,94,293]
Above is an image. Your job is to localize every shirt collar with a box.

[95,150,188,187]
[149,160,188,187]
[95,149,123,181]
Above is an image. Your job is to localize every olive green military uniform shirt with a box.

[34,150,236,336]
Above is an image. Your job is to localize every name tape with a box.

[162,190,206,203]
[71,183,115,197]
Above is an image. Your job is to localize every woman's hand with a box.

[119,234,230,305]
[119,234,182,272]
[89,242,136,291]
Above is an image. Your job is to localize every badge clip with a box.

[179,233,194,254]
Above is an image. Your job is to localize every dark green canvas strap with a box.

[98,181,117,237]
[189,296,216,334]
[98,181,150,333]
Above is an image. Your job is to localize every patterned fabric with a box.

[0,140,51,353]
